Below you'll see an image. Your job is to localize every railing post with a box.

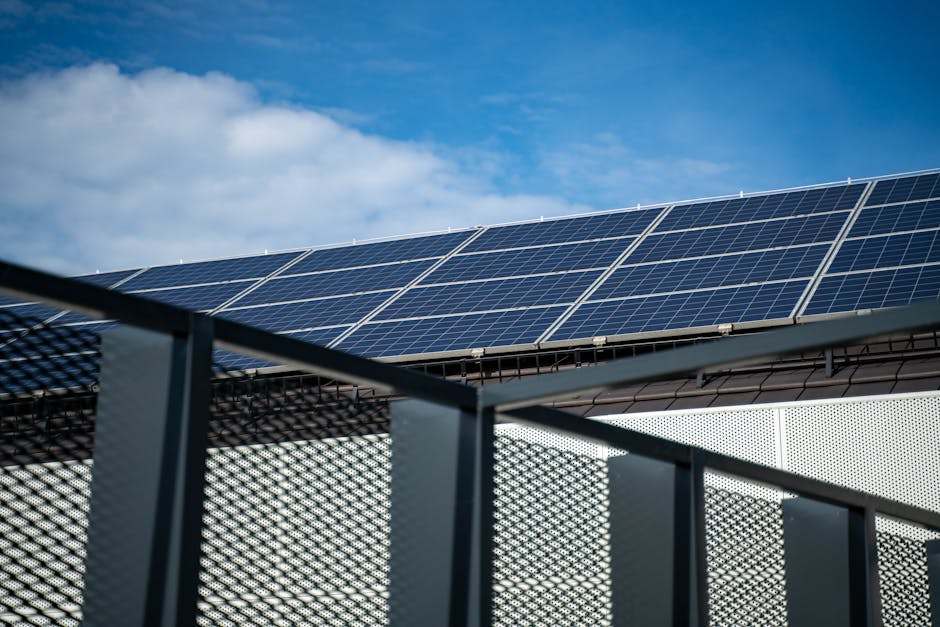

[607,454,701,626]
[83,317,213,627]
[389,398,490,627]
[926,539,940,624]
[782,498,882,626]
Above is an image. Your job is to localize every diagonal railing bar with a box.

[0,259,476,407]
[503,404,940,531]
[481,298,940,410]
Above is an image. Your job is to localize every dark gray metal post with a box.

[389,399,485,627]
[926,539,940,625]
[608,453,699,627]
[83,319,212,627]
[782,497,864,627]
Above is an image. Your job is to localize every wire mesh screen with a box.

[0,309,100,625]
[197,358,391,625]
[875,518,937,626]
[703,476,788,626]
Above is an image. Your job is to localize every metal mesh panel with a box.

[0,309,99,625]
[197,359,391,625]
[875,517,937,626]
[703,476,788,626]
[492,426,610,626]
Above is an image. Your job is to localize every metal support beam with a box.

[389,399,489,627]
[782,498,882,626]
[607,454,699,627]
[83,318,213,627]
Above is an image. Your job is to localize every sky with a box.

[1,0,938,274]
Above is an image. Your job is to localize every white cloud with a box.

[0,64,579,274]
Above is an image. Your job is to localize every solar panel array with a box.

[3,171,940,365]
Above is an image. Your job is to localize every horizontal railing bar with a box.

[482,299,940,410]
[0,260,476,407]
[504,404,940,531]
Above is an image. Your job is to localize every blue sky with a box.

[1,0,938,273]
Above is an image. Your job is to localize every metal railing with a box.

[2,258,940,626]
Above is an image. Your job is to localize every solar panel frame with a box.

[591,245,829,301]
[659,183,865,231]
[374,271,602,321]
[462,208,661,253]
[335,305,569,358]
[628,212,850,263]
[864,172,940,207]
[230,259,435,307]
[420,238,635,284]
[827,230,940,274]
[550,280,809,341]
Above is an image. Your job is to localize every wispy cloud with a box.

[0,64,580,274]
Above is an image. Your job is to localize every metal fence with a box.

[2,259,940,626]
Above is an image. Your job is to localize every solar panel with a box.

[865,173,940,207]
[551,281,808,340]
[216,291,393,333]
[231,260,434,308]
[592,245,828,301]
[422,238,634,284]
[120,251,302,291]
[131,281,255,311]
[0,303,67,327]
[335,306,567,358]
[659,184,864,231]
[213,327,348,371]
[374,271,601,320]
[828,231,940,274]
[848,200,940,238]
[629,212,848,263]
[803,265,940,316]
[75,268,141,288]
[463,209,660,253]
[288,231,474,275]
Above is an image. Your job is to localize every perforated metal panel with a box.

[875,516,937,626]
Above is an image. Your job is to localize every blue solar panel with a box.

[131,281,254,310]
[593,245,828,300]
[463,209,660,253]
[660,184,864,231]
[232,260,434,307]
[216,291,392,332]
[828,231,940,274]
[288,231,473,274]
[804,265,940,316]
[0,302,67,327]
[336,306,567,358]
[552,281,808,341]
[120,251,302,290]
[0,353,100,394]
[865,173,940,207]
[75,268,141,288]
[422,238,633,284]
[375,271,601,320]
[849,200,940,238]
[213,327,348,371]
[628,213,848,263]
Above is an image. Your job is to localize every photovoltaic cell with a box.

[804,266,940,316]
[216,291,392,333]
[628,213,848,263]
[375,271,600,320]
[232,260,434,307]
[288,231,473,274]
[463,209,660,253]
[659,184,864,231]
[848,200,940,238]
[0,302,67,326]
[865,173,940,207]
[552,281,808,341]
[213,326,349,371]
[131,281,254,311]
[592,245,828,300]
[336,306,567,358]
[422,238,634,284]
[121,251,302,290]
[828,230,940,274]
